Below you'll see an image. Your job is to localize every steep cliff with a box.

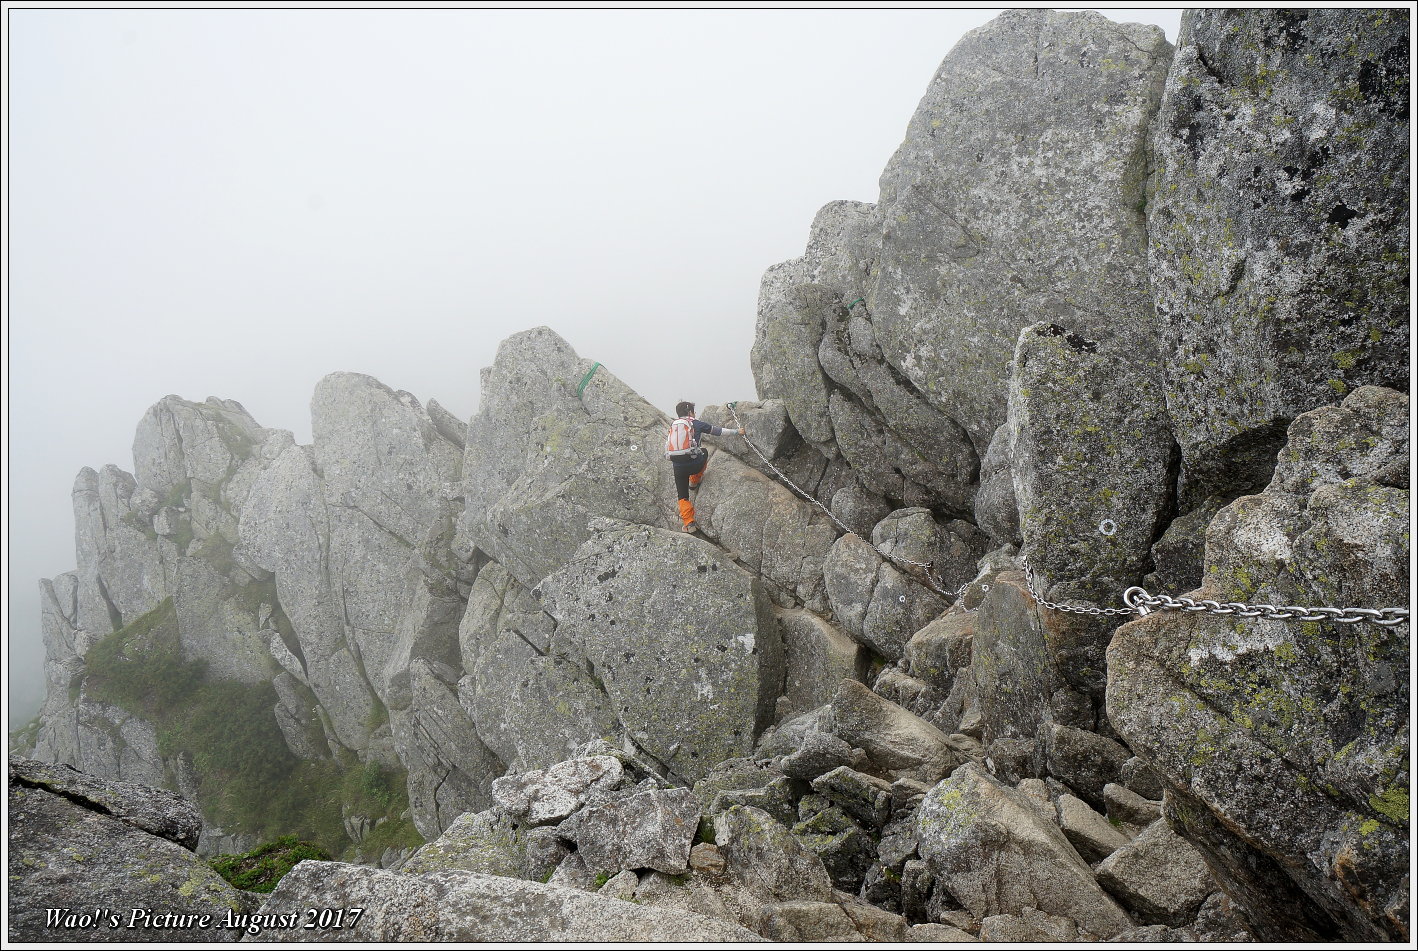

[16,8,1408,944]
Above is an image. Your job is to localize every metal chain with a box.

[1022,557,1407,627]
[1021,559,1138,617]
[723,404,1408,629]
[724,403,954,599]
[1121,587,1409,627]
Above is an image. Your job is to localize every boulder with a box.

[10,758,202,850]
[1103,783,1162,829]
[1056,793,1131,865]
[819,337,979,514]
[457,562,617,774]
[713,805,835,904]
[758,901,859,942]
[1119,756,1167,801]
[772,607,866,717]
[1192,890,1255,942]
[964,573,1065,756]
[823,533,948,661]
[1149,9,1410,507]
[916,764,1132,938]
[490,755,624,826]
[541,521,784,783]
[1107,387,1410,941]
[978,909,1081,942]
[1108,924,1196,943]
[907,922,978,942]
[779,724,868,783]
[693,759,796,827]
[830,480,893,539]
[790,806,875,892]
[257,862,761,942]
[1043,723,1132,811]
[1095,819,1215,926]
[1009,321,1174,607]
[810,766,893,830]
[455,327,678,590]
[561,787,700,876]
[596,869,639,901]
[400,809,536,880]
[868,10,1172,446]
[830,680,960,782]
[691,455,840,611]
[905,610,974,691]
[8,759,254,943]
[872,508,989,600]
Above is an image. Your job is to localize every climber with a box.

[665,401,743,533]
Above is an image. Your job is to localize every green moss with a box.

[189,534,236,577]
[1368,788,1409,824]
[209,835,330,893]
[350,816,424,862]
[121,511,158,539]
[341,762,402,816]
[364,697,390,733]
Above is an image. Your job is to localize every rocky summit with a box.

[10,9,1408,945]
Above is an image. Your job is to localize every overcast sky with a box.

[5,7,1181,724]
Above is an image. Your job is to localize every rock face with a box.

[1150,9,1410,507]
[542,520,784,783]
[455,327,674,590]
[1108,386,1409,941]
[916,764,1133,938]
[871,10,1172,447]
[1009,322,1175,606]
[8,759,255,944]
[19,8,1409,945]
[256,861,762,942]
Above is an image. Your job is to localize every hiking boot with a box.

[683,521,698,533]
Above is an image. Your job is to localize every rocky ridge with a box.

[13,8,1408,945]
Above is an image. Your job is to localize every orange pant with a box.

[673,453,708,526]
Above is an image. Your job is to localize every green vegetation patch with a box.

[349,816,425,864]
[209,835,330,893]
[81,599,412,856]
[10,716,42,754]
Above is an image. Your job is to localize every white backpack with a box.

[665,417,696,458]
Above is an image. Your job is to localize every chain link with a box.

[1122,588,1409,627]
[1022,560,1138,616]
[1022,557,1407,627]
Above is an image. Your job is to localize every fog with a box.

[6,8,1181,724]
